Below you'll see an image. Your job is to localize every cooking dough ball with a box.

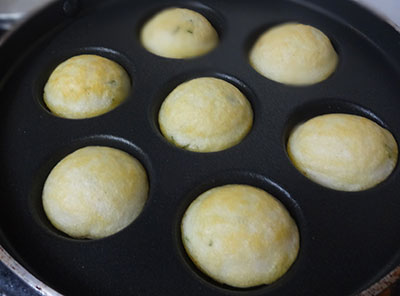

[158,77,253,152]
[182,184,299,288]
[287,114,398,191]
[249,23,338,85]
[42,146,148,239]
[140,8,218,59]
[44,54,130,119]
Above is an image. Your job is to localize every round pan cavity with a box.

[174,171,307,294]
[0,0,399,295]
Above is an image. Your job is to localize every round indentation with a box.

[285,100,398,191]
[156,74,254,152]
[139,6,219,59]
[175,171,305,292]
[30,135,152,240]
[248,22,338,86]
[34,47,135,119]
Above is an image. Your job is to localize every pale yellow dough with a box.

[140,8,218,59]
[287,113,398,191]
[158,77,253,152]
[42,146,148,239]
[249,23,338,85]
[181,184,300,288]
[44,54,130,119]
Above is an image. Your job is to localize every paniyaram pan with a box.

[0,0,399,295]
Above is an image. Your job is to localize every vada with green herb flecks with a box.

[42,146,148,239]
[44,54,130,119]
[141,7,218,59]
[250,23,338,85]
[287,113,398,191]
[158,77,253,152]
[181,184,300,287]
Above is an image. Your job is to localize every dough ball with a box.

[42,146,148,239]
[287,113,398,191]
[140,7,218,59]
[181,184,300,288]
[44,54,130,119]
[249,23,338,85]
[158,77,253,152]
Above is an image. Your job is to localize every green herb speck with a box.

[384,143,393,159]
[172,26,180,34]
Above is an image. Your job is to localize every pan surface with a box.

[0,0,399,295]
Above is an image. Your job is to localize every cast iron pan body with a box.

[0,0,399,295]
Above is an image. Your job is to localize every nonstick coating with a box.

[0,0,399,295]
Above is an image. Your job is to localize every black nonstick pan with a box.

[0,0,399,295]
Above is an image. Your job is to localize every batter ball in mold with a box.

[249,23,338,85]
[140,7,218,59]
[42,146,148,239]
[44,54,130,119]
[287,113,398,191]
[181,184,300,288]
[158,77,253,152]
